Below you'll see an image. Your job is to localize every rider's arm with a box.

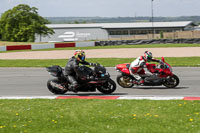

[152,58,161,63]
[139,60,146,68]
[80,60,90,65]
[73,62,81,75]
[152,58,164,64]
[81,60,96,66]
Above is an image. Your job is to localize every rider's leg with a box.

[130,67,144,84]
[67,75,78,92]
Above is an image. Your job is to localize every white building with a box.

[35,21,196,42]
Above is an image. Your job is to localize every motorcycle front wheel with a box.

[97,78,116,94]
[163,74,180,88]
[47,78,68,94]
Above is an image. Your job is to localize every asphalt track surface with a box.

[0,67,200,97]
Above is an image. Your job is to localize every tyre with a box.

[47,78,68,94]
[163,74,180,88]
[97,78,116,94]
[116,74,134,88]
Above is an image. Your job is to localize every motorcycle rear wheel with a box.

[116,74,134,88]
[97,78,116,94]
[47,78,68,94]
[163,74,180,88]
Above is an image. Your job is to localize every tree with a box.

[0,4,54,42]
[160,31,164,39]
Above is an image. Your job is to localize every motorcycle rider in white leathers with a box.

[129,51,161,85]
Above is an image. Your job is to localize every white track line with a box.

[117,96,184,100]
[0,96,184,100]
[0,96,57,99]
[0,96,200,100]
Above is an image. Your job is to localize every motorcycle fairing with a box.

[46,65,63,77]
[144,78,163,86]
[115,63,131,75]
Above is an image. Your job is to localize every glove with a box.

[159,60,164,64]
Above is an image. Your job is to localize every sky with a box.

[0,0,200,17]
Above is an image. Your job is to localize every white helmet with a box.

[144,51,153,62]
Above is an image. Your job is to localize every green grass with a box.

[0,57,200,67]
[1,43,200,53]
[0,41,51,46]
[0,99,200,133]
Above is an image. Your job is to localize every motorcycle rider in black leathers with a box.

[64,50,96,92]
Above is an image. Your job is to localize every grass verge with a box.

[0,57,200,67]
[0,41,50,46]
[0,99,200,133]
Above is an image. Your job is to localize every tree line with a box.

[0,4,54,42]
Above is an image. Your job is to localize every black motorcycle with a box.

[46,63,116,94]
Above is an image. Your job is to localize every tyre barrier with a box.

[95,38,200,46]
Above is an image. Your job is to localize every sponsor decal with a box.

[76,32,91,37]
[58,32,91,41]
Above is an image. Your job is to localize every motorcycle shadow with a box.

[58,92,128,96]
[132,86,188,90]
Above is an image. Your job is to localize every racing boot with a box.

[138,79,144,85]
[68,83,78,93]
[133,79,144,85]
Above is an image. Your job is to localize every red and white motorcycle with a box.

[115,57,179,88]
